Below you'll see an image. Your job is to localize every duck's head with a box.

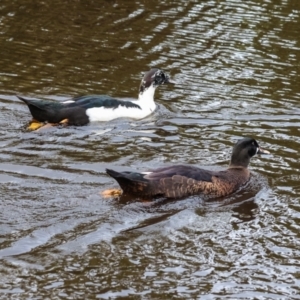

[139,68,174,94]
[229,137,270,168]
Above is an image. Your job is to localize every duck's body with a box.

[18,68,173,127]
[106,165,250,198]
[106,138,270,199]
[18,94,156,126]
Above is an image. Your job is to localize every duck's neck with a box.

[229,156,250,169]
[138,85,156,103]
[228,164,247,169]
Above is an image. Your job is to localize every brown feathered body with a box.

[106,165,250,199]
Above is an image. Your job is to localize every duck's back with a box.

[69,95,141,110]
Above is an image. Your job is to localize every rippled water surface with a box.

[0,0,300,299]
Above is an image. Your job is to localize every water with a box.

[0,0,299,299]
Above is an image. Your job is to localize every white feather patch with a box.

[62,100,75,104]
[86,85,157,122]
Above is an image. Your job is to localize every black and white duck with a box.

[18,68,174,130]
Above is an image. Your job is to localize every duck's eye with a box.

[159,74,165,82]
[155,73,165,84]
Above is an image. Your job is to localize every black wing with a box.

[70,95,141,110]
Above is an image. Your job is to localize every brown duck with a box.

[105,138,270,199]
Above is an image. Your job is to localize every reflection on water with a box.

[0,0,300,298]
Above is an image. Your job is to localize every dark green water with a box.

[0,0,299,299]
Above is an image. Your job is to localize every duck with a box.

[18,68,174,130]
[104,138,270,199]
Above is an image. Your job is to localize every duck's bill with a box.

[164,77,176,84]
[257,148,270,155]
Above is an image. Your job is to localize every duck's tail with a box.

[17,96,30,104]
[106,168,150,196]
[17,95,67,123]
[17,96,57,110]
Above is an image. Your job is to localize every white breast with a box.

[86,85,157,122]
